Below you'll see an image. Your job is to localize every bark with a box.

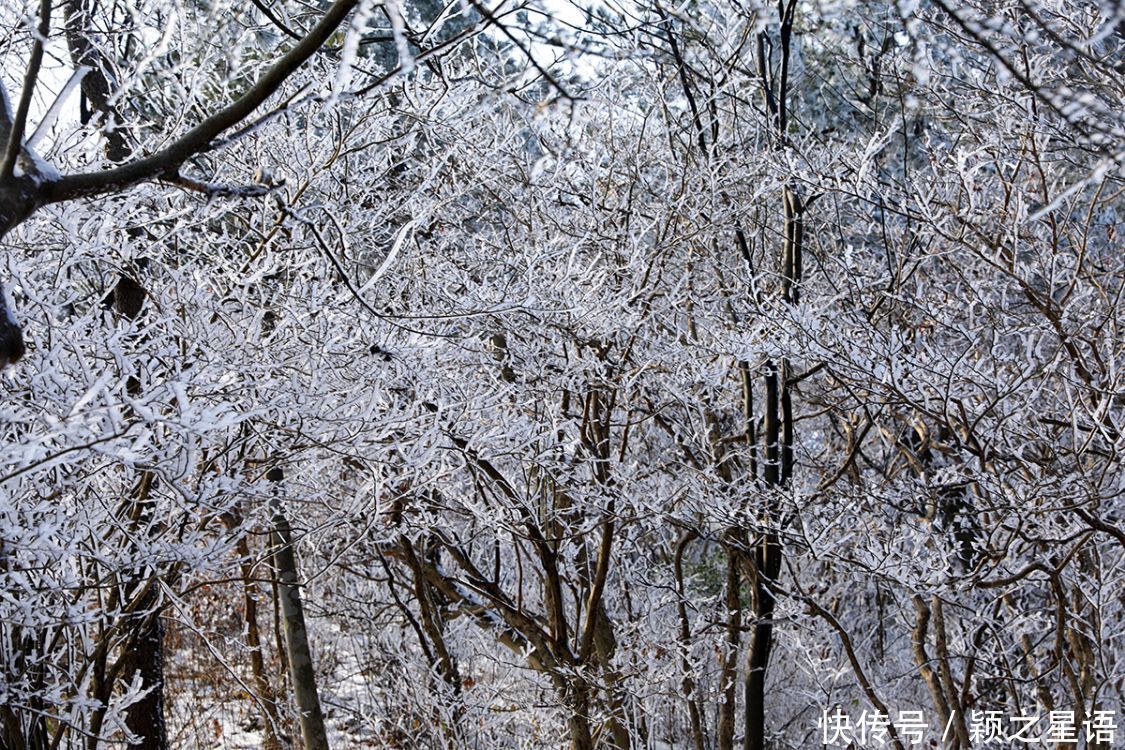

[576,388,632,750]
[84,599,119,750]
[269,469,330,750]
[114,473,168,750]
[563,680,595,750]
[931,598,970,749]
[594,613,631,750]
[717,544,741,750]
[912,596,955,749]
[742,536,779,750]
[229,519,284,750]
[400,538,465,725]
[674,531,707,750]
[0,0,362,370]
[0,184,34,366]
[742,22,804,731]
[1,707,28,750]
[119,610,168,750]
[0,628,50,750]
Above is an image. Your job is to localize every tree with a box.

[1,0,1122,748]
[0,1,485,747]
[0,0,360,362]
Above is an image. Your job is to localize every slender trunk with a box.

[717,544,741,750]
[575,388,631,750]
[0,625,50,749]
[269,469,330,750]
[742,192,803,750]
[674,532,708,750]
[117,473,168,750]
[590,604,631,750]
[1,707,27,750]
[742,536,779,750]
[231,526,283,750]
[0,176,36,368]
[401,537,465,735]
[912,596,956,749]
[84,594,117,750]
[742,356,781,750]
[931,598,970,749]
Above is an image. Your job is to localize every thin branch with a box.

[928,0,1110,148]
[0,428,132,484]
[286,207,390,324]
[2,0,53,179]
[784,568,908,750]
[250,0,304,41]
[167,172,280,198]
[463,0,576,101]
[45,0,361,203]
[27,65,89,149]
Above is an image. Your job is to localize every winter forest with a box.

[0,0,1123,748]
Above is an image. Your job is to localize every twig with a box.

[2,0,53,179]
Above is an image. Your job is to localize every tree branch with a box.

[2,0,53,180]
[45,0,360,203]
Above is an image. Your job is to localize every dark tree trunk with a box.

[118,473,169,750]
[564,680,594,750]
[269,469,331,750]
[717,544,741,750]
[0,178,40,368]
[120,610,168,750]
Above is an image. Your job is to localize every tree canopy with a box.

[0,0,1122,748]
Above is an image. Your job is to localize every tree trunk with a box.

[0,181,38,369]
[674,531,708,750]
[117,473,168,750]
[230,522,284,750]
[120,609,168,750]
[717,544,741,750]
[564,680,594,750]
[269,469,330,750]
[743,537,780,750]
